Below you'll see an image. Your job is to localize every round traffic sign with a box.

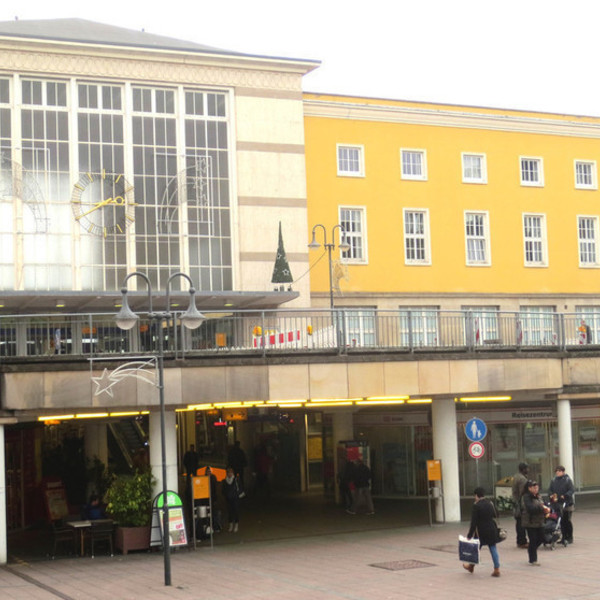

[465,417,487,442]
[468,441,485,459]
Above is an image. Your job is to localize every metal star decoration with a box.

[91,359,158,397]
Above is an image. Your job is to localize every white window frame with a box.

[462,306,499,346]
[339,205,368,264]
[400,148,427,181]
[403,208,431,265]
[522,213,548,267]
[464,211,491,266]
[577,215,600,267]
[336,144,365,177]
[519,156,544,187]
[399,306,440,347]
[461,152,487,184]
[574,160,597,190]
[342,308,376,347]
[519,306,557,346]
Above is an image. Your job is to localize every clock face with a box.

[71,171,135,236]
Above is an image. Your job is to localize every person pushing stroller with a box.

[548,465,575,544]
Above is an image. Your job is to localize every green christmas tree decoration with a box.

[271,221,293,287]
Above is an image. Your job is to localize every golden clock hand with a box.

[76,197,113,219]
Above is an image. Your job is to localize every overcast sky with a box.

[2,0,599,116]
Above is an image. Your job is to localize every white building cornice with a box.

[303,98,600,139]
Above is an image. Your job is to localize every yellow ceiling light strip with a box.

[310,398,362,403]
[308,401,354,407]
[364,396,409,402]
[277,403,304,407]
[242,401,266,406]
[357,399,406,405]
[75,413,109,419]
[187,404,215,411]
[406,399,432,404]
[38,414,75,422]
[110,411,143,417]
[458,396,512,402]
[266,399,306,404]
[213,402,248,408]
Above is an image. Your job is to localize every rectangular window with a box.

[520,156,544,186]
[400,149,427,180]
[464,211,490,265]
[519,306,557,346]
[399,307,439,347]
[575,160,597,190]
[578,216,599,267]
[403,209,430,264]
[342,308,376,347]
[20,78,71,289]
[339,206,367,263]
[337,144,364,177]
[463,306,499,346]
[462,153,487,184]
[523,214,547,266]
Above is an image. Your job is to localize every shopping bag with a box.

[458,535,480,564]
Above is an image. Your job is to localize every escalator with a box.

[107,417,148,474]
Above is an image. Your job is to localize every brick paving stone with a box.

[1,504,600,599]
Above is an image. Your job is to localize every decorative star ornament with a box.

[91,359,158,397]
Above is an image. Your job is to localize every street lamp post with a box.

[115,271,205,587]
[308,223,350,309]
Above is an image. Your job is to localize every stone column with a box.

[149,411,178,501]
[0,424,6,564]
[331,410,354,504]
[84,422,108,465]
[557,398,574,478]
[431,397,461,522]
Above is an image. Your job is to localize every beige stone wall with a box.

[3,353,580,414]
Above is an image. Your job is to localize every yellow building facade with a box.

[304,93,600,313]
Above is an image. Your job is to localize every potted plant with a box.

[105,469,155,555]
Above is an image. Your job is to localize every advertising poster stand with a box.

[191,475,213,550]
[151,490,188,550]
[426,459,445,526]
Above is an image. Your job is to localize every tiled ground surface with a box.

[2,495,600,599]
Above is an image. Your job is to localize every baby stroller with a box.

[543,499,568,550]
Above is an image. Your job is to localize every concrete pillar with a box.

[557,399,574,478]
[0,424,6,564]
[84,422,108,466]
[149,411,178,501]
[431,397,461,522]
[331,411,354,504]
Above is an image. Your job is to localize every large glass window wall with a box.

[0,75,233,294]
[354,410,600,500]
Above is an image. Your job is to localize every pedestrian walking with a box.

[512,462,529,548]
[521,480,551,566]
[349,458,374,515]
[222,466,243,532]
[548,465,575,544]
[462,487,502,577]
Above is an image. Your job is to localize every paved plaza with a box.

[2,497,600,600]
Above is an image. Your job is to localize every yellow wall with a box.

[304,93,600,296]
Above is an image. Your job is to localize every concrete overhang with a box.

[0,289,299,315]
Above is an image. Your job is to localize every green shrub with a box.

[105,469,155,527]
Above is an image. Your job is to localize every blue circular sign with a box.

[465,417,487,442]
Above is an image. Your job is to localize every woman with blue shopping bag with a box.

[462,487,502,577]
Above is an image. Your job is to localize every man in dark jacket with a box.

[511,462,529,548]
[548,465,575,544]
[349,459,374,515]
